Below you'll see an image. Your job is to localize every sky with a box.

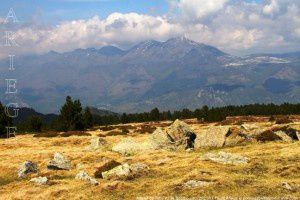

[0,0,300,57]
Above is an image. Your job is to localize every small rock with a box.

[94,159,121,178]
[186,148,194,152]
[47,152,71,170]
[29,176,48,185]
[76,171,99,186]
[18,161,38,178]
[130,163,149,173]
[282,182,295,191]
[183,180,215,188]
[85,137,107,151]
[201,151,250,165]
[102,163,131,180]
[274,131,293,142]
[296,131,300,141]
[241,124,258,131]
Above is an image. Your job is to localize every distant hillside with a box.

[1,37,300,113]
[12,107,57,125]
[89,107,119,116]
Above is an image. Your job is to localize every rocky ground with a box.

[0,117,300,200]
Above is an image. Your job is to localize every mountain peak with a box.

[98,46,125,56]
[166,36,201,46]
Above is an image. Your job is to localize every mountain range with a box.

[1,37,300,114]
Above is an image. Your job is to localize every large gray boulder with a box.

[149,120,197,149]
[18,161,38,178]
[195,126,231,148]
[47,153,71,170]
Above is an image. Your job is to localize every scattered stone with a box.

[130,163,149,173]
[94,159,121,178]
[149,120,197,150]
[183,180,215,188]
[282,182,295,192]
[85,137,107,151]
[47,153,71,170]
[241,124,258,131]
[201,151,250,165]
[166,119,197,149]
[149,127,173,148]
[18,161,38,178]
[195,126,231,148]
[274,131,293,142]
[29,176,48,185]
[186,148,194,152]
[76,171,99,186]
[76,163,85,170]
[102,163,131,180]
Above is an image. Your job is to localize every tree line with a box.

[1,96,300,137]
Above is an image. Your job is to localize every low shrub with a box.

[60,131,91,137]
[33,131,59,138]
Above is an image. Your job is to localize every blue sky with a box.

[1,0,169,22]
[1,0,262,22]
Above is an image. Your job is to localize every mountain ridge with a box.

[1,37,300,114]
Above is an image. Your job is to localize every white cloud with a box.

[1,0,300,57]
[171,0,229,21]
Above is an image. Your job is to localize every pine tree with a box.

[58,96,84,131]
[0,102,13,137]
[150,108,160,121]
[83,107,93,129]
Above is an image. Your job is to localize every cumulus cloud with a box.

[171,0,229,21]
[0,0,300,57]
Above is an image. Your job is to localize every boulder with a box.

[149,127,173,149]
[29,176,48,185]
[130,163,149,174]
[101,163,131,180]
[195,126,231,148]
[149,120,197,149]
[18,161,38,178]
[241,124,258,131]
[76,171,99,186]
[274,131,293,142]
[282,182,295,192]
[85,137,107,151]
[94,159,121,178]
[201,151,250,165]
[47,153,71,170]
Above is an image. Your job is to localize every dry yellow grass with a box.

[0,121,299,200]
